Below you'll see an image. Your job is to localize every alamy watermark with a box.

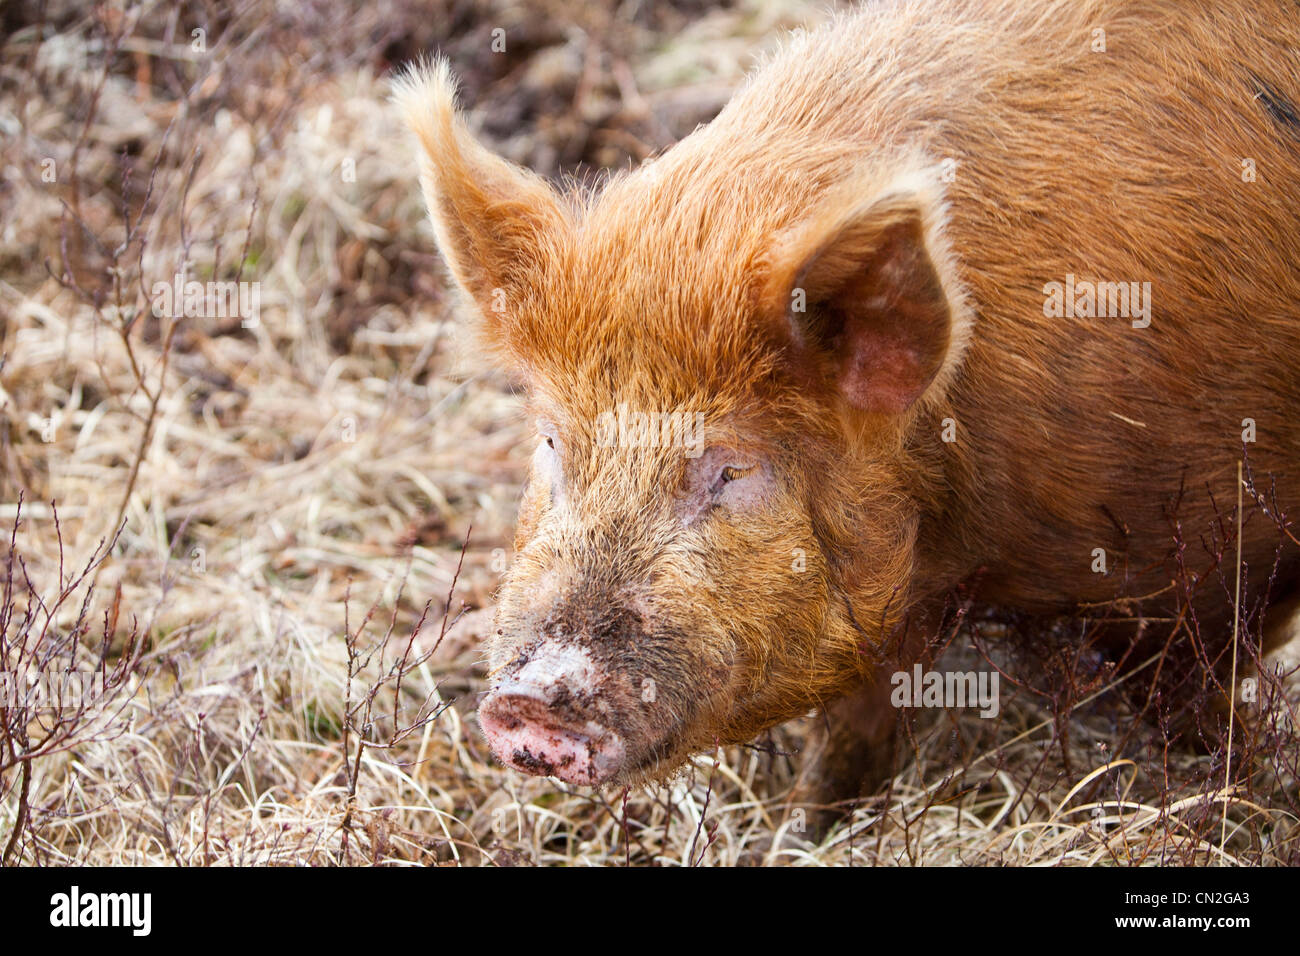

[50,886,151,936]
[595,403,705,458]
[1043,273,1151,328]
[1,669,107,710]
[151,272,261,327]
[891,664,1000,718]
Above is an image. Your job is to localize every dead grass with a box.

[1,0,1297,866]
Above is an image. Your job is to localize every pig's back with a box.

[936,1,1300,606]
[720,0,1300,607]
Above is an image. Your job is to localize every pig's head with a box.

[396,62,969,786]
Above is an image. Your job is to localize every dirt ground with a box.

[1,0,1297,865]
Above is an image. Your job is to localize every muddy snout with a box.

[479,644,628,785]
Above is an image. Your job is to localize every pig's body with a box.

[614,0,1300,612]
[899,2,1300,615]
[399,0,1300,804]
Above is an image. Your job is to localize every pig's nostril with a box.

[480,691,626,786]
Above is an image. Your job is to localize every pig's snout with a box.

[479,645,627,785]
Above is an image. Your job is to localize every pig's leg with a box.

[1261,584,1300,655]
[783,614,937,839]
[1230,583,1300,733]
[1215,582,1300,712]
[786,674,902,834]
[1168,580,1300,745]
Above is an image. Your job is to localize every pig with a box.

[395,0,1300,813]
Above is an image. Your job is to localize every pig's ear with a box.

[761,170,968,415]
[393,60,568,336]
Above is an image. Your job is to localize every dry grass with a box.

[1,0,1297,866]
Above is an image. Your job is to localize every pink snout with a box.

[479,646,626,786]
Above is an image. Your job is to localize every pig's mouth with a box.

[479,691,628,786]
[480,683,720,787]
[477,637,708,786]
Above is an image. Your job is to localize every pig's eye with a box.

[682,449,770,524]
[711,464,755,495]
[534,432,563,501]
